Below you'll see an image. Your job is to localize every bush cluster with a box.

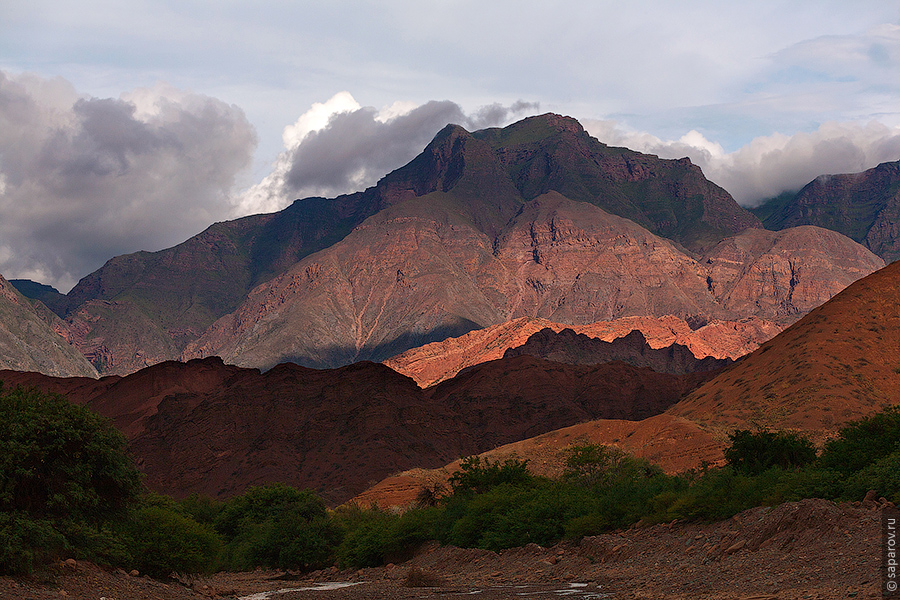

[4,380,900,577]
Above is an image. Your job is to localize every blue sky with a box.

[1,1,899,290]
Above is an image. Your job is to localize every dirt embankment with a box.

[0,498,885,600]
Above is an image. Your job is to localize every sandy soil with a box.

[0,498,884,600]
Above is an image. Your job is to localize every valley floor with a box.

[0,498,883,600]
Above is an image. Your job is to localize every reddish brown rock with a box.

[384,315,782,387]
[185,192,874,372]
[503,328,732,374]
[704,226,884,324]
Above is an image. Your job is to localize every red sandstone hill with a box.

[0,353,714,504]
[668,258,900,441]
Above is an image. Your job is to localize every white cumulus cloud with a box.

[584,119,900,206]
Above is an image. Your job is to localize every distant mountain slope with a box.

[383,315,780,387]
[0,275,97,377]
[669,258,900,440]
[37,113,885,376]
[475,114,761,252]
[9,279,67,315]
[751,160,900,263]
[183,191,880,370]
[57,113,768,375]
[702,225,883,322]
[504,328,731,374]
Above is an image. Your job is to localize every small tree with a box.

[0,384,142,573]
[447,456,532,496]
[724,428,816,475]
[818,405,900,475]
[215,483,338,571]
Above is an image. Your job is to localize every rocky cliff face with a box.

[183,191,880,370]
[753,160,900,263]
[0,275,97,377]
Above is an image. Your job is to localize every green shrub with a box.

[563,444,635,488]
[0,384,142,574]
[121,501,221,577]
[724,428,817,475]
[448,456,533,495]
[843,450,900,503]
[178,494,223,527]
[818,406,900,475]
[215,484,338,571]
[0,513,66,574]
[336,506,439,568]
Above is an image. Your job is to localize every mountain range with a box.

[2,112,899,506]
[8,113,884,377]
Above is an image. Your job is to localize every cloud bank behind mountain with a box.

[0,72,256,291]
[1,68,899,293]
[584,119,900,206]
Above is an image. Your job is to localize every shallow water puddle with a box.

[239,582,363,599]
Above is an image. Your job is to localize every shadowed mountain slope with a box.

[504,328,731,374]
[59,193,384,375]
[752,160,900,263]
[669,258,900,440]
[474,113,761,252]
[0,352,712,504]
[0,274,97,377]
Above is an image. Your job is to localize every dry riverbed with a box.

[0,498,884,600]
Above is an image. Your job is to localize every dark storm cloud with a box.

[283,99,539,199]
[0,71,257,291]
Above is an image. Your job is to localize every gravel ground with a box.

[0,498,884,600]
